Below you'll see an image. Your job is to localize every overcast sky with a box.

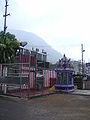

[0,0,90,62]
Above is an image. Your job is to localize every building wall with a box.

[72,60,86,74]
[86,63,90,76]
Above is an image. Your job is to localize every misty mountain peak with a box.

[8,29,62,63]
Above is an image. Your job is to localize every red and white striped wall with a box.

[0,65,8,77]
[44,70,56,87]
[22,66,56,89]
[21,66,35,89]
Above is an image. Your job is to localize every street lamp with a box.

[81,44,85,76]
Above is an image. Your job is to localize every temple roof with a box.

[57,54,73,69]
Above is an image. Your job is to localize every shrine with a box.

[55,54,74,92]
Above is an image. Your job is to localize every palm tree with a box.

[0,31,20,63]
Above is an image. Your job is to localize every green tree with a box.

[0,31,20,63]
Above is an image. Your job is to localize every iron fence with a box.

[0,63,56,98]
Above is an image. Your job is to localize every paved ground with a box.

[0,93,90,120]
[73,90,90,96]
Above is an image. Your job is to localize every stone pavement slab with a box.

[72,90,90,96]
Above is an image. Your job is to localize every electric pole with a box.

[3,0,10,40]
[81,44,85,76]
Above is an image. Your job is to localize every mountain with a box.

[8,29,62,63]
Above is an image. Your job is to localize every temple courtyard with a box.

[0,92,90,120]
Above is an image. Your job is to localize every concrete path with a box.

[0,93,90,120]
[73,90,90,96]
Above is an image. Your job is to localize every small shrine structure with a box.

[55,54,74,92]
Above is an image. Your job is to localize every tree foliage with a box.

[0,31,20,63]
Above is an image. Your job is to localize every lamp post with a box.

[0,0,10,94]
[81,44,85,76]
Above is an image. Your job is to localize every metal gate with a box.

[0,63,30,98]
[0,63,56,98]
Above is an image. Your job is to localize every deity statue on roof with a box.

[58,54,72,69]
